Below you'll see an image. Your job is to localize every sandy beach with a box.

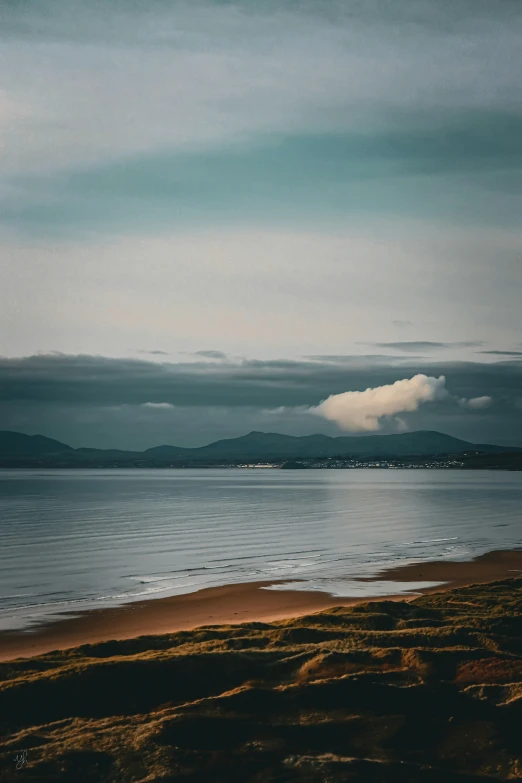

[1,548,521,661]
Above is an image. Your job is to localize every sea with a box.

[0,469,521,632]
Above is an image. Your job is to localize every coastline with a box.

[1,548,521,661]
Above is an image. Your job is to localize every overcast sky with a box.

[1,0,521,447]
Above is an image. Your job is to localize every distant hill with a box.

[144,430,521,459]
[143,444,193,459]
[178,430,511,459]
[0,431,73,457]
[0,429,520,467]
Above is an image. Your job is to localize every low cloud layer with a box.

[0,353,520,448]
[311,374,448,432]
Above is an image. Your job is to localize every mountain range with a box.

[0,429,520,467]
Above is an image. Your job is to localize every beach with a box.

[2,548,521,662]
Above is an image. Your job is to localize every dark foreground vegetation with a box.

[1,579,522,782]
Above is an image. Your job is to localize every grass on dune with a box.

[1,578,522,782]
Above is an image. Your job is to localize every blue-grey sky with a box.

[1,0,521,446]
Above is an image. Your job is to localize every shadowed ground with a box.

[1,578,522,782]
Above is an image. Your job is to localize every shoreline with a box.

[1,548,521,661]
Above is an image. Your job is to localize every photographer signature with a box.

[14,750,28,769]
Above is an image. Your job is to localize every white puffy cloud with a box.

[311,374,448,431]
[459,395,492,410]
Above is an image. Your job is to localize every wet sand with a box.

[0,581,383,661]
[357,548,522,588]
[1,548,521,661]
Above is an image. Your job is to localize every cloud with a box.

[192,350,229,361]
[459,396,493,410]
[0,353,520,412]
[480,350,522,357]
[138,349,169,356]
[310,374,448,432]
[141,402,174,409]
[304,354,424,364]
[392,320,413,328]
[366,341,484,352]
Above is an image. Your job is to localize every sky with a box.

[1,0,521,448]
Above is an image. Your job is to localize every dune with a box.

[1,577,522,781]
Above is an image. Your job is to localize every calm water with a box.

[0,469,521,632]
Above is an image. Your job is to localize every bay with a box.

[0,469,521,631]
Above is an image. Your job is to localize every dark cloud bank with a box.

[0,353,521,449]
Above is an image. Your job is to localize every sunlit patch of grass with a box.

[456,657,522,685]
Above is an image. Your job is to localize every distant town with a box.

[236,452,522,471]
[8,452,517,470]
